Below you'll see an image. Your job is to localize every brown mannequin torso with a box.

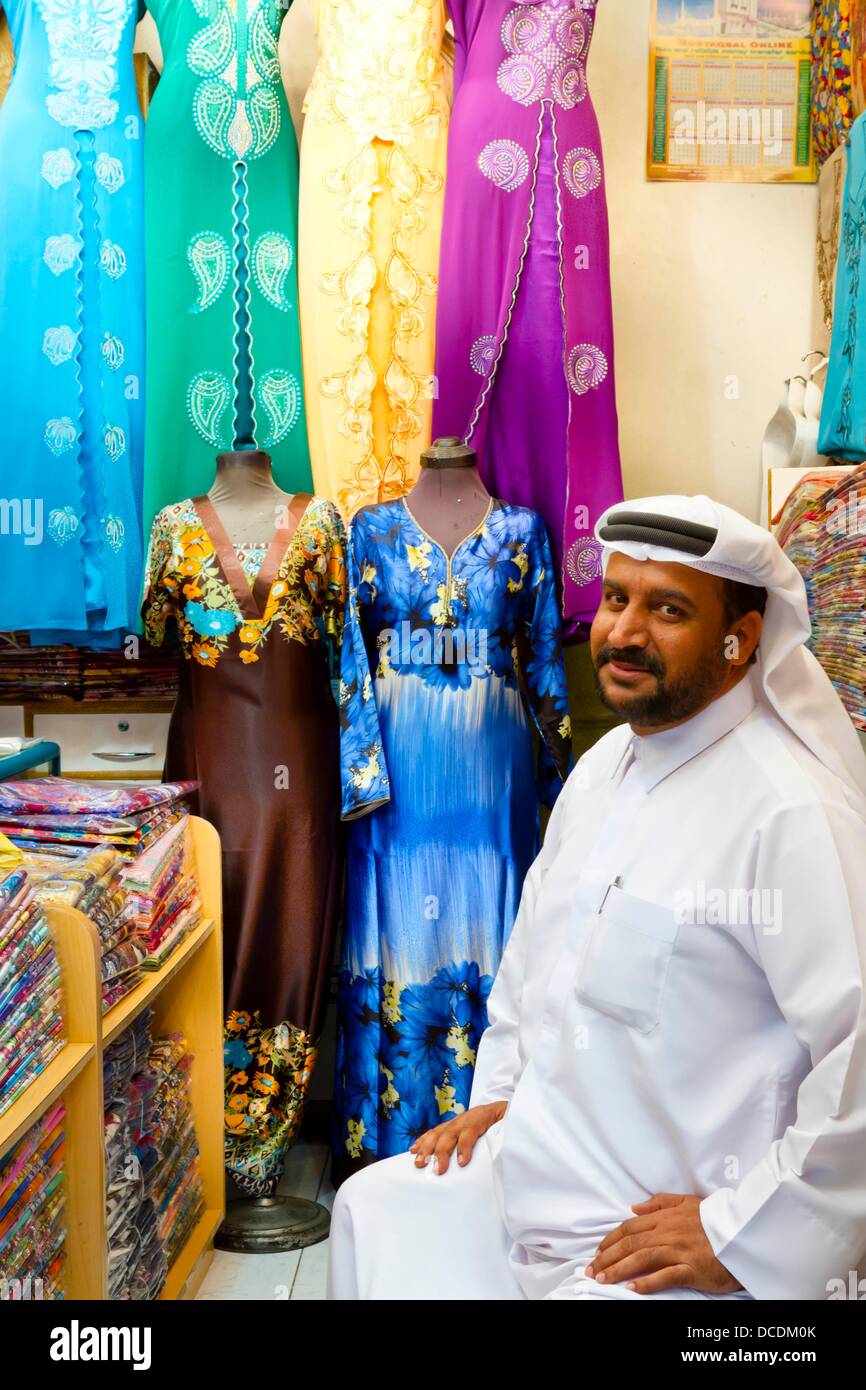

[405,437,491,553]
[206,450,296,550]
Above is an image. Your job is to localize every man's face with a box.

[590,553,747,732]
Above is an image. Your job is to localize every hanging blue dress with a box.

[333,496,572,1183]
[820,112,866,462]
[0,0,145,646]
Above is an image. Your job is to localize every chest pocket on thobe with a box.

[576,885,680,1035]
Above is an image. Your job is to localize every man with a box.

[328,495,866,1301]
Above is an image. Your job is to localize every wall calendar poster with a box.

[648,0,815,183]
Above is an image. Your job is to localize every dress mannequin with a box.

[207,449,296,549]
[404,437,491,551]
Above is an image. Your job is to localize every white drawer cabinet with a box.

[30,709,171,777]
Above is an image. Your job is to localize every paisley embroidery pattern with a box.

[36,0,134,130]
[259,370,301,445]
[478,139,530,192]
[567,342,608,395]
[562,146,601,199]
[44,417,77,456]
[307,0,448,516]
[188,231,231,313]
[252,232,294,311]
[187,0,282,162]
[43,234,80,276]
[42,325,78,366]
[566,534,602,586]
[498,0,590,109]
[187,371,232,447]
[470,335,498,377]
[41,148,75,188]
[48,506,82,546]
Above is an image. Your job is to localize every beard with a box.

[592,639,729,727]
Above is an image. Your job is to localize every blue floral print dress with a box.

[333,496,572,1183]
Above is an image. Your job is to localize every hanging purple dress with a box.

[434,0,622,636]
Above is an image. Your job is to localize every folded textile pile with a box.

[0,869,64,1120]
[0,636,179,704]
[148,1036,205,1268]
[103,1012,167,1301]
[777,464,866,730]
[5,780,200,1012]
[0,778,195,860]
[0,1101,66,1299]
[121,820,201,972]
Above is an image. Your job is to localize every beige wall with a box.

[592,0,817,520]
[140,0,818,524]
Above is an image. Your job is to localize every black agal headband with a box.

[598,510,718,558]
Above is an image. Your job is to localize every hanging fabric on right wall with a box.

[432,0,623,640]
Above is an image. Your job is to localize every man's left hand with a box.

[586,1193,742,1296]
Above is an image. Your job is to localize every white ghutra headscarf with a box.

[595,494,866,806]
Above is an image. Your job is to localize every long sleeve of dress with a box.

[339,517,391,821]
[515,513,573,807]
[140,507,176,648]
[699,797,866,1300]
[469,771,576,1107]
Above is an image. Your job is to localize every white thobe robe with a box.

[328,674,866,1300]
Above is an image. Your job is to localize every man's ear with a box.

[724,611,763,668]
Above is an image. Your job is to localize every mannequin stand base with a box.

[215,1196,331,1254]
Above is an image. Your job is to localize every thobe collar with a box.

[616,671,757,792]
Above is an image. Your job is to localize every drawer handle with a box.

[92,750,155,762]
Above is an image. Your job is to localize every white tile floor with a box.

[196,1137,334,1301]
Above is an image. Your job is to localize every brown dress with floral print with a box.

[142,492,346,1195]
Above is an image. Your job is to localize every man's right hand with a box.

[410,1101,508,1175]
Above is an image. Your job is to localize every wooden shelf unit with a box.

[0,815,224,1301]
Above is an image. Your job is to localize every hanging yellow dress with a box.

[299,0,449,517]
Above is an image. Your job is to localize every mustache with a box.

[595,645,666,679]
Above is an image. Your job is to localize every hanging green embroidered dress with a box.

[143,0,311,534]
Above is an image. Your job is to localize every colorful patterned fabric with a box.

[333,497,572,1180]
[0,777,195,819]
[0,1102,66,1299]
[224,1011,318,1196]
[812,0,854,168]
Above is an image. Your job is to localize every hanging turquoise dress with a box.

[0,0,146,646]
[143,0,312,535]
[820,113,866,461]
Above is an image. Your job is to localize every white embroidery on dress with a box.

[470,334,498,376]
[101,333,125,371]
[187,371,233,447]
[188,231,232,313]
[259,370,301,445]
[567,342,608,395]
[94,152,126,194]
[252,232,294,311]
[103,514,126,551]
[566,534,602,586]
[99,240,127,280]
[41,148,76,188]
[103,424,127,461]
[43,234,81,276]
[478,139,530,192]
[36,0,134,130]
[42,325,78,365]
[562,146,601,199]
[497,1,590,109]
[44,417,78,456]
[48,506,82,545]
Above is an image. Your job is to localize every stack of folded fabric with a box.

[0,869,64,1120]
[0,640,80,703]
[148,1035,205,1268]
[0,635,179,704]
[778,464,866,730]
[0,1101,66,1299]
[103,1012,167,1301]
[121,820,202,972]
[0,778,195,860]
